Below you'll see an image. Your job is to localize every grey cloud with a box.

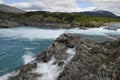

[9,0,96,12]
[8,0,120,15]
[80,0,120,15]
[0,0,3,4]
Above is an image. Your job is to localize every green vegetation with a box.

[108,41,120,49]
[0,11,120,28]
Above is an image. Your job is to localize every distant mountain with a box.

[79,10,117,17]
[0,4,25,13]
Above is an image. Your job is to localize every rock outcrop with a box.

[9,33,120,80]
[58,39,120,80]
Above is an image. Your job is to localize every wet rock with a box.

[9,33,120,80]
[57,60,66,68]
[9,33,80,80]
[9,63,37,80]
[55,34,80,48]
[58,38,120,80]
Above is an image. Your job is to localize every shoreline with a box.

[104,22,120,26]
[1,21,119,29]
[8,33,120,80]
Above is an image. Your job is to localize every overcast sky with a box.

[1,0,120,15]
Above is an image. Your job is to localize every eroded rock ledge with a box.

[9,33,120,80]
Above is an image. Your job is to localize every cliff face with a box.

[9,33,120,80]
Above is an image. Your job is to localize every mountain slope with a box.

[0,4,25,13]
[79,10,117,17]
[0,4,120,28]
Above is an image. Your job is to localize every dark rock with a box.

[9,63,37,80]
[55,34,80,48]
[58,38,120,80]
[58,60,65,67]
[9,33,80,80]
[9,33,120,80]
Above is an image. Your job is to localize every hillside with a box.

[79,10,117,17]
[0,11,120,28]
[0,4,25,13]
[0,4,120,28]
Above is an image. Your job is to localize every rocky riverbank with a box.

[0,19,101,29]
[0,19,119,29]
[0,20,71,29]
[0,18,119,29]
[8,33,120,80]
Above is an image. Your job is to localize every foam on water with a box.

[0,25,120,79]
[66,27,120,36]
[0,27,120,40]
[0,51,35,80]
[65,27,120,40]
[22,52,35,65]
[29,25,120,80]
[66,48,76,63]
[31,48,76,80]
[33,57,62,80]
[0,71,19,80]
[0,27,66,40]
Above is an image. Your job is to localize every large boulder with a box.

[9,33,120,80]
